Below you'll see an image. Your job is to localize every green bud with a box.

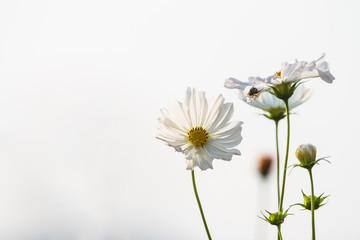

[295,143,317,169]
[295,190,329,211]
[260,208,291,226]
[263,107,286,122]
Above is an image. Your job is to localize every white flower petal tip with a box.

[157,88,243,171]
[224,77,252,90]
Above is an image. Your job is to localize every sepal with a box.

[293,190,329,211]
[269,80,301,101]
[259,207,292,226]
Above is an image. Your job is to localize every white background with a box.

[0,0,359,239]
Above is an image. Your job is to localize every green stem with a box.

[308,169,316,240]
[279,99,290,212]
[191,170,212,240]
[274,120,280,205]
[277,100,290,240]
[275,120,281,240]
[277,225,283,240]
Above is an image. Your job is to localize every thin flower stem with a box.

[277,100,290,240]
[275,120,281,240]
[277,225,283,240]
[279,99,290,212]
[275,120,280,205]
[191,170,212,240]
[308,169,316,240]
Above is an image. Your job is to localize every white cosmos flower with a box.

[157,88,243,170]
[234,84,311,120]
[225,53,334,102]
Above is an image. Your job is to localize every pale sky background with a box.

[0,0,359,239]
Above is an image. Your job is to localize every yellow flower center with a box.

[188,127,209,147]
[274,71,281,77]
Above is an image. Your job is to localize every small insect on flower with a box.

[248,86,261,96]
[245,86,263,103]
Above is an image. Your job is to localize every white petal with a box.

[210,121,243,147]
[202,94,225,129]
[288,85,312,109]
[160,100,191,131]
[205,142,240,161]
[224,77,252,90]
[185,88,209,127]
[185,146,214,170]
[317,68,335,83]
[207,102,234,132]
[248,76,266,85]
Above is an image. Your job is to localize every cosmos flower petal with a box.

[212,121,243,137]
[158,116,187,136]
[288,85,312,109]
[248,76,267,85]
[202,94,225,129]
[160,100,192,131]
[186,88,209,127]
[198,90,209,127]
[156,120,186,141]
[210,123,243,147]
[205,142,240,161]
[317,68,335,83]
[156,122,188,147]
[186,146,214,170]
[281,60,299,79]
[207,102,234,132]
[212,135,243,148]
[203,144,227,160]
[255,91,284,111]
[156,135,188,150]
[224,77,252,90]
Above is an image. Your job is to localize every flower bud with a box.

[260,208,291,226]
[295,144,317,169]
[264,107,286,122]
[295,190,329,211]
[268,212,284,225]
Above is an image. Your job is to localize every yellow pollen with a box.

[188,127,209,147]
[274,71,281,77]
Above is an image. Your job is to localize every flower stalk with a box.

[279,99,290,212]
[308,168,316,240]
[192,170,212,240]
[276,99,291,239]
[277,226,283,240]
[274,119,281,240]
[274,120,280,205]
